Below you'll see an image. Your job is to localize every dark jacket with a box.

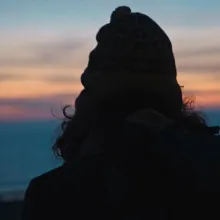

[22,109,220,220]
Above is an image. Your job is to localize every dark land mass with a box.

[0,201,23,220]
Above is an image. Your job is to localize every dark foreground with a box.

[0,201,23,220]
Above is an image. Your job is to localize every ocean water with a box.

[1,109,220,194]
[0,120,62,193]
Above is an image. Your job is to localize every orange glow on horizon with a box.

[0,105,58,121]
[0,80,83,99]
[0,106,25,115]
[1,69,220,120]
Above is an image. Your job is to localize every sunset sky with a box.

[0,0,220,120]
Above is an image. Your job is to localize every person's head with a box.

[81,6,182,116]
[53,6,207,161]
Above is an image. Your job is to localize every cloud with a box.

[0,93,78,108]
[0,71,81,84]
[28,38,88,66]
[184,89,220,96]
[41,74,80,84]
[175,46,220,59]
[34,38,85,52]
[177,62,220,73]
[0,37,91,68]
[166,27,220,73]
[0,93,79,119]
[0,26,220,77]
[0,73,26,81]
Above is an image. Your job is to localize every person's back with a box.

[22,6,220,220]
[23,109,220,219]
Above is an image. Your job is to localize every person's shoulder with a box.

[23,165,70,219]
[31,166,64,185]
[24,165,69,208]
[26,165,66,197]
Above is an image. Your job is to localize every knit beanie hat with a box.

[77,6,183,116]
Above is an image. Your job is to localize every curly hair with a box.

[52,88,209,162]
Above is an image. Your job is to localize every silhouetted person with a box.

[22,6,220,220]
